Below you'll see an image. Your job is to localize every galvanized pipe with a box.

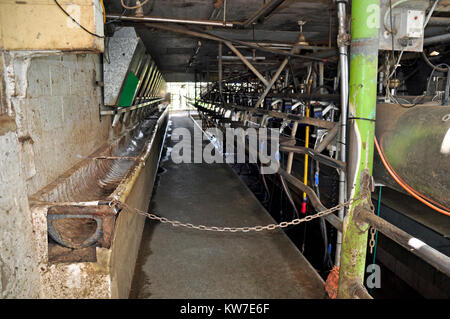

[427,17,450,26]
[350,282,373,299]
[280,145,346,170]
[219,42,223,97]
[253,57,290,108]
[315,123,339,153]
[223,0,227,24]
[355,208,450,277]
[242,0,287,28]
[424,32,450,46]
[278,169,343,232]
[144,23,328,62]
[224,41,270,87]
[319,62,324,94]
[335,0,349,267]
[106,14,236,27]
[220,56,266,61]
[285,121,298,174]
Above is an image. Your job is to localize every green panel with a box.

[118,72,139,107]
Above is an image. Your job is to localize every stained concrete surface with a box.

[129,114,326,299]
[0,53,108,298]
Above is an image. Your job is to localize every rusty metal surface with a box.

[110,110,170,298]
[31,110,164,203]
[47,205,115,249]
[374,102,450,209]
[104,0,335,81]
[437,0,450,11]
[31,108,170,297]
[30,106,169,256]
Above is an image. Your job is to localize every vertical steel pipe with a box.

[334,0,349,267]
[219,42,223,96]
[319,62,324,94]
[337,0,380,298]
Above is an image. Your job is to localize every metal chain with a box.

[369,227,376,253]
[112,195,362,233]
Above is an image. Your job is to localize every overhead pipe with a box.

[253,57,290,108]
[242,0,287,28]
[252,32,308,109]
[143,23,329,62]
[220,56,266,61]
[224,41,270,87]
[424,33,450,46]
[427,17,450,26]
[106,14,237,27]
[187,41,202,70]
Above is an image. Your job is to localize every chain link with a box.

[369,227,376,253]
[112,195,364,233]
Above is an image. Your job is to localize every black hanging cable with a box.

[426,63,450,98]
[54,0,104,38]
[279,175,300,219]
[309,155,333,269]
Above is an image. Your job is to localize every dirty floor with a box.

[129,113,326,299]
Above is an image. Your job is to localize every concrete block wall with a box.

[0,52,111,298]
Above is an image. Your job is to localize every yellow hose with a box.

[100,0,106,23]
[302,80,312,212]
[303,107,310,200]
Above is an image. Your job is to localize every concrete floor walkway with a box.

[129,114,326,298]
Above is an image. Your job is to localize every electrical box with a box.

[379,0,428,52]
[403,10,425,38]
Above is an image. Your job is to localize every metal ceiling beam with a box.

[106,14,239,28]
[242,0,287,28]
[224,41,270,87]
[144,23,329,62]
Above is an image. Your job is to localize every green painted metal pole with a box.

[337,0,380,298]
